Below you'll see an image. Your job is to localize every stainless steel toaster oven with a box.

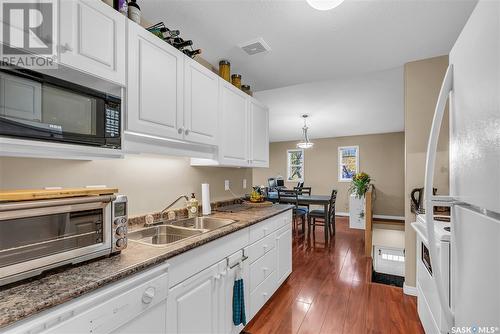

[0,194,128,286]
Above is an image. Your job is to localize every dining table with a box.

[267,192,333,242]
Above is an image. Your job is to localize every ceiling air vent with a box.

[238,37,271,56]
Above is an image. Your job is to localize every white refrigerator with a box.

[424,0,500,332]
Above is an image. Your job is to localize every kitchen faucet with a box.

[145,195,190,227]
[161,195,189,215]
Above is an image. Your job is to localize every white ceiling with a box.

[255,67,404,142]
[142,0,477,91]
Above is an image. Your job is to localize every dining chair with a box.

[293,186,312,211]
[293,186,311,196]
[307,189,337,236]
[278,189,307,233]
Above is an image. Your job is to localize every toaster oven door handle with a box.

[0,201,109,221]
[0,194,116,212]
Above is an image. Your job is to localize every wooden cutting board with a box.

[0,187,119,202]
[242,200,273,207]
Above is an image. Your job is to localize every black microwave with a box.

[0,68,121,149]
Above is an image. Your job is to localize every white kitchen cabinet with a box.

[5,211,294,334]
[126,20,184,141]
[218,80,249,166]
[275,224,293,287]
[191,84,269,168]
[249,245,277,293]
[248,98,269,167]
[249,270,277,319]
[167,260,225,334]
[183,57,219,145]
[59,0,126,86]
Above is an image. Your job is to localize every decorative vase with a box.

[349,193,366,229]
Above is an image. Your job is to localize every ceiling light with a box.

[297,115,314,149]
[306,0,345,11]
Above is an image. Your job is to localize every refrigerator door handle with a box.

[424,64,455,330]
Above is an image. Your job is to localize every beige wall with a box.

[253,132,405,217]
[0,155,252,217]
[404,55,449,287]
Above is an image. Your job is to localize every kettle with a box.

[410,187,437,214]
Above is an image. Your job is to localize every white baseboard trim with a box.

[334,212,404,221]
[403,283,418,296]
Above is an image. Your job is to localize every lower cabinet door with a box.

[276,225,293,287]
[167,262,222,334]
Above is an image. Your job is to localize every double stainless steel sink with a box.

[128,217,236,247]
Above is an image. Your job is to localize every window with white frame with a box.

[287,149,304,182]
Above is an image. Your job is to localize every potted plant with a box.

[348,172,372,229]
[349,172,372,198]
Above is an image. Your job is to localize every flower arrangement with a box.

[349,172,372,198]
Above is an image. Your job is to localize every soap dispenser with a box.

[187,193,199,218]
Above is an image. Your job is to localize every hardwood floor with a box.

[244,217,423,334]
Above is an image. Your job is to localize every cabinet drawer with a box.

[249,270,277,319]
[246,232,276,264]
[249,217,279,244]
[168,228,249,287]
[249,246,276,293]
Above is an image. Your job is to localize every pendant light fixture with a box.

[297,115,314,149]
[306,0,345,11]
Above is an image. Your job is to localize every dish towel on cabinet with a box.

[232,266,246,326]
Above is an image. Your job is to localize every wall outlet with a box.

[224,180,230,191]
[243,179,247,189]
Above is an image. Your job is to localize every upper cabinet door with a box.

[183,58,218,146]
[126,21,183,140]
[219,80,249,166]
[59,0,126,86]
[249,99,269,167]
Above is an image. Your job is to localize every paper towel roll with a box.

[202,183,211,215]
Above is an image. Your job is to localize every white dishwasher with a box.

[3,263,169,334]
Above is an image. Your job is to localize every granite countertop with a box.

[0,203,293,329]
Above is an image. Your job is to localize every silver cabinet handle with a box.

[185,129,190,135]
[178,128,184,134]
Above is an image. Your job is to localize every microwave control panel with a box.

[105,102,121,139]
